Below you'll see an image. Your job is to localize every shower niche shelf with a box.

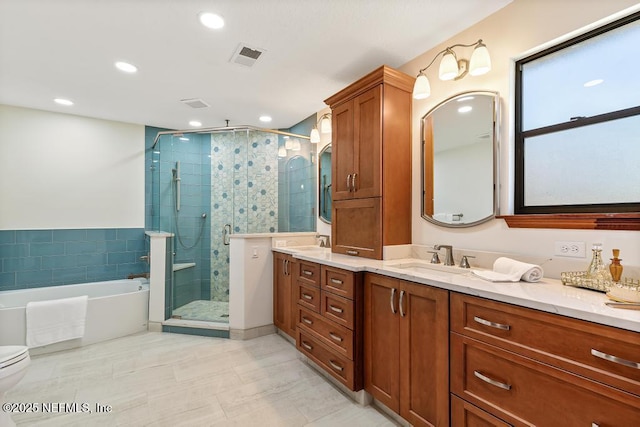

[173,262,196,272]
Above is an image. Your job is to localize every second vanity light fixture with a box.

[413,39,491,100]
[309,113,332,143]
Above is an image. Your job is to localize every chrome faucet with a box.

[434,244,454,266]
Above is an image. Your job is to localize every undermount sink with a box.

[288,245,328,252]
[386,260,470,275]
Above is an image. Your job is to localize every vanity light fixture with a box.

[310,113,331,143]
[413,39,491,100]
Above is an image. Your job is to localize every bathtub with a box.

[0,278,149,355]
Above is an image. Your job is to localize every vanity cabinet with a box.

[450,293,640,426]
[364,273,449,427]
[325,65,413,260]
[297,264,363,391]
[273,252,297,338]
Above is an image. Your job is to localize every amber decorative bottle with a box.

[609,249,623,283]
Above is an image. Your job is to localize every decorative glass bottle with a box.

[609,249,623,283]
[586,243,611,281]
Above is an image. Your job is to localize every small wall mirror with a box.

[318,144,332,223]
[422,91,499,227]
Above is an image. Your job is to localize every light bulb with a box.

[469,43,491,76]
[412,73,431,99]
[310,127,320,143]
[439,51,459,81]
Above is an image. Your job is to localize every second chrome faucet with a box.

[433,244,455,266]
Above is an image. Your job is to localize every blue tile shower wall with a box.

[0,228,148,291]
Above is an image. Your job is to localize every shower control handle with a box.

[139,254,150,264]
[222,224,232,245]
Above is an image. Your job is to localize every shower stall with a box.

[150,127,316,325]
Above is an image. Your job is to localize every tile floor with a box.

[172,300,230,323]
[7,332,397,426]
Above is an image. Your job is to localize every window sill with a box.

[497,213,640,231]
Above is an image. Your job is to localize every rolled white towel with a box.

[472,257,543,283]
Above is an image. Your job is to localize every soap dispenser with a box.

[609,249,623,283]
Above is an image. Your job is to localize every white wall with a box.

[0,105,145,229]
[398,0,640,265]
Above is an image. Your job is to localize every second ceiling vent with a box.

[230,44,265,67]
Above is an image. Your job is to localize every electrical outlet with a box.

[554,241,586,258]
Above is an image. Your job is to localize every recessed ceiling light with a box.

[199,12,225,29]
[583,79,604,87]
[115,61,138,73]
[259,115,272,123]
[189,120,202,127]
[458,106,473,113]
[54,98,73,106]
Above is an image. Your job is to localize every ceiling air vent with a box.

[230,44,265,67]
[180,98,210,109]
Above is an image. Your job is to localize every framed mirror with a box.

[318,144,332,223]
[422,91,499,227]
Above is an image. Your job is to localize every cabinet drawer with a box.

[298,306,354,360]
[451,395,511,427]
[321,291,354,329]
[451,333,640,426]
[298,329,355,390]
[451,293,640,396]
[296,260,320,286]
[321,265,355,299]
[297,282,321,313]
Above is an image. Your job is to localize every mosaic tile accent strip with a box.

[210,131,279,301]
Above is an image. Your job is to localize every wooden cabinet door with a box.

[451,395,511,427]
[332,198,382,259]
[364,274,400,412]
[273,252,295,338]
[353,85,382,199]
[399,281,449,427]
[332,99,355,201]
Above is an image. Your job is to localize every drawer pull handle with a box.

[301,341,313,351]
[346,250,359,255]
[473,316,510,331]
[329,332,343,342]
[301,317,313,325]
[329,305,344,314]
[390,288,397,314]
[329,360,344,372]
[302,293,313,300]
[303,270,313,276]
[330,278,343,285]
[474,370,511,391]
[591,349,640,369]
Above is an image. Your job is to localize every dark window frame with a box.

[514,11,640,215]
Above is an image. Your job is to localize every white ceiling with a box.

[0,0,511,131]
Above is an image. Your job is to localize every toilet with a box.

[0,346,30,427]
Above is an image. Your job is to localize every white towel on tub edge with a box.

[26,295,88,348]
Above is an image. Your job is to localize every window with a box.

[514,12,640,215]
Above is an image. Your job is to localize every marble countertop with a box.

[273,246,640,333]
